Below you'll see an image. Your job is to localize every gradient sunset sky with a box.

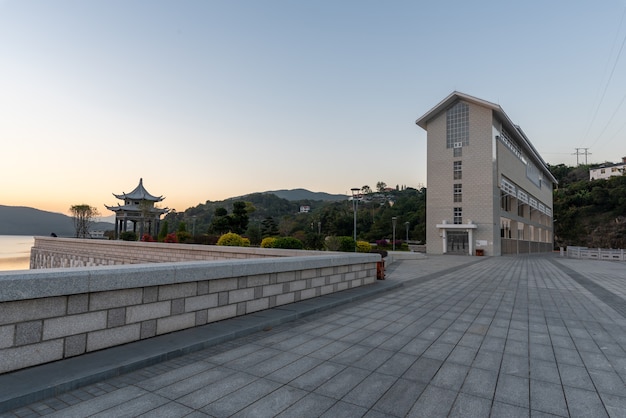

[2,0,626,217]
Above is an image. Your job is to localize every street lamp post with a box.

[392,216,397,251]
[405,221,410,243]
[351,188,360,251]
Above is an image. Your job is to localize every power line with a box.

[572,148,592,165]
[581,5,626,146]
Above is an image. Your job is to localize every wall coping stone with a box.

[1,253,380,302]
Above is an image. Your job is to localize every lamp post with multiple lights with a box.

[351,188,360,251]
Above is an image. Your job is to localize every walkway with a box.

[2,255,626,417]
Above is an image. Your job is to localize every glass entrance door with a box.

[447,231,468,254]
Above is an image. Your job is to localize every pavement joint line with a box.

[388,257,488,287]
[0,278,401,413]
[548,257,626,319]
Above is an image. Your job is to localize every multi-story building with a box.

[415,92,557,256]
[589,157,626,180]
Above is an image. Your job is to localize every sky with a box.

[2,0,626,217]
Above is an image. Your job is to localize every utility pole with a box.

[573,148,591,165]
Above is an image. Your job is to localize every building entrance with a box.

[447,231,469,254]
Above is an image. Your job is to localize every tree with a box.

[376,181,387,193]
[69,204,99,238]
[209,207,231,235]
[230,201,249,234]
[158,220,169,241]
[361,185,372,195]
[261,217,279,237]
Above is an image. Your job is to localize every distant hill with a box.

[0,205,113,237]
[259,189,346,202]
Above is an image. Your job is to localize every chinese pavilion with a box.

[106,178,169,239]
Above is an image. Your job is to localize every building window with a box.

[446,102,469,148]
[518,203,524,217]
[500,218,511,238]
[453,184,462,202]
[501,192,511,212]
[453,207,462,224]
[453,161,462,179]
[453,147,462,157]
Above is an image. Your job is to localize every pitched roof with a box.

[415,91,557,185]
[112,178,164,202]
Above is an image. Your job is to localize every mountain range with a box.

[0,205,114,237]
[0,189,346,236]
[251,189,346,202]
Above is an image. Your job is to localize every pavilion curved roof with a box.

[113,178,164,202]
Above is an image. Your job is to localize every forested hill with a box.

[549,164,626,248]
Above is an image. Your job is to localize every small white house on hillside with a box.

[589,157,626,180]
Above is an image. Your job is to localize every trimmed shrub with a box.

[217,232,250,247]
[356,241,372,253]
[164,232,178,243]
[120,231,137,241]
[325,236,356,252]
[272,237,304,249]
[176,230,192,243]
[141,233,155,242]
[260,237,276,248]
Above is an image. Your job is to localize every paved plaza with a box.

[2,254,626,417]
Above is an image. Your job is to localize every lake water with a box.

[0,235,33,271]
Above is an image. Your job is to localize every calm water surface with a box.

[0,235,33,271]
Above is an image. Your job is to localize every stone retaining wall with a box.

[5,238,381,374]
[1,251,378,374]
[30,236,326,269]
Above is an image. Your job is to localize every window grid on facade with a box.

[453,161,462,180]
[453,184,462,202]
[453,207,462,224]
[446,102,469,148]
[501,192,511,212]
[453,147,462,157]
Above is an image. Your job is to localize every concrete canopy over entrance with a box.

[435,222,477,255]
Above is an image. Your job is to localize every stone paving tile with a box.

[530,379,569,417]
[274,392,336,418]
[448,392,492,417]
[200,379,282,417]
[371,378,425,417]
[341,372,398,409]
[495,374,530,409]
[5,255,626,418]
[89,393,170,418]
[563,386,609,418]
[319,400,368,418]
[314,366,371,400]
[405,384,457,418]
[154,366,236,401]
[42,386,148,418]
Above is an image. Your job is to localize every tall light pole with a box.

[351,188,360,251]
[392,216,397,251]
[405,221,410,243]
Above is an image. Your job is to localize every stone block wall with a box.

[30,237,325,269]
[1,253,379,374]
